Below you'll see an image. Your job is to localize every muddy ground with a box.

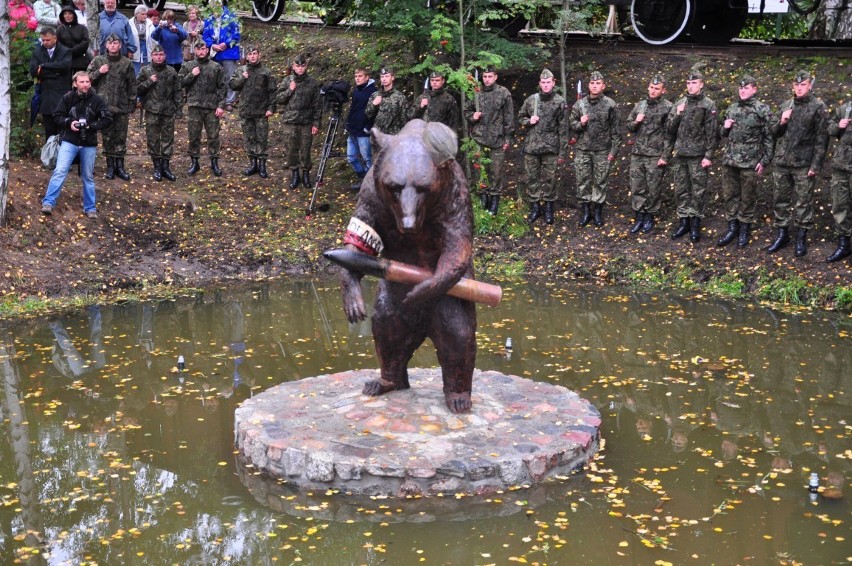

[1,23,850,312]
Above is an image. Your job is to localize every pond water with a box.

[0,280,849,564]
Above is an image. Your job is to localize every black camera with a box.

[320,80,350,115]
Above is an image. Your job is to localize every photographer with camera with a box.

[41,71,113,219]
[276,54,322,190]
[344,68,376,191]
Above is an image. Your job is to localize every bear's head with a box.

[371,120,458,235]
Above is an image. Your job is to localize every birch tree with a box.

[1,1,12,226]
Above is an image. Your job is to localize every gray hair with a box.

[134,4,148,15]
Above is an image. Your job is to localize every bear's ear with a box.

[371,128,390,150]
[422,122,457,165]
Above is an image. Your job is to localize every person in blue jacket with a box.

[345,67,377,191]
[98,0,136,57]
[151,9,187,71]
[203,0,240,110]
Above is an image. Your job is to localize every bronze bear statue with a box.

[338,119,477,414]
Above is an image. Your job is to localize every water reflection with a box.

[0,282,848,564]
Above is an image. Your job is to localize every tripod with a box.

[306,105,343,216]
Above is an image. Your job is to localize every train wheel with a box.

[630,0,692,44]
[252,0,285,23]
[141,0,167,10]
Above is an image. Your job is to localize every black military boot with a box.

[289,168,301,189]
[351,172,364,191]
[630,211,644,234]
[641,213,655,233]
[115,157,130,181]
[826,236,851,262]
[480,191,489,208]
[488,195,500,216]
[258,159,268,179]
[578,203,592,227]
[210,157,222,177]
[544,201,555,225]
[794,227,808,257]
[766,227,789,253]
[528,202,542,224]
[302,169,311,188]
[243,157,258,176]
[161,159,176,181]
[671,217,689,239]
[689,216,702,243]
[593,203,604,227]
[737,223,751,248]
[716,219,739,247]
[187,157,200,176]
[152,157,162,182]
[105,157,116,180]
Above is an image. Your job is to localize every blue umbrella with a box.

[30,83,41,127]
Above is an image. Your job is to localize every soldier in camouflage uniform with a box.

[276,54,322,189]
[569,70,622,227]
[824,99,852,262]
[667,70,719,243]
[413,70,460,135]
[365,66,409,150]
[179,41,227,176]
[626,74,673,234]
[716,74,773,249]
[228,45,277,179]
[88,33,136,181]
[767,70,829,257]
[465,66,514,215]
[136,45,182,182]
[517,68,568,225]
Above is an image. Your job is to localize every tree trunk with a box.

[0,0,12,226]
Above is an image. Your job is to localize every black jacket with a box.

[53,88,113,147]
[346,79,377,137]
[57,7,91,72]
[29,42,72,116]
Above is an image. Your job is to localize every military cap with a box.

[687,69,703,81]
[738,74,756,87]
[151,44,164,54]
[379,66,394,75]
[244,44,259,54]
[482,65,497,74]
[650,73,666,85]
[429,70,444,79]
[292,54,307,65]
[540,68,554,80]
[589,71,604,81]
[105,32,122,43]
[794,70,812,83]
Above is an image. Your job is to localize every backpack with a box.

[40,134,62,169]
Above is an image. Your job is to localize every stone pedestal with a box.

[234,368,600,498]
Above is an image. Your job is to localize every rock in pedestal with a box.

[234,368,600,497]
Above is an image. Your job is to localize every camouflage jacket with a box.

[828,102,852,172]
[771,93,829,171]
[365,86,409,135]
[136,62,181,116]
[569,94,622,156]
[465,83,515,149]
[412,87,460,133]
[275,72,322,127]
[626,96,673,160]
[668,92,719,159]
[721,97,774,169]
[179,56,227,110]
[228,62,277,118]
[87,53,136,115]
[517,90,568,156]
